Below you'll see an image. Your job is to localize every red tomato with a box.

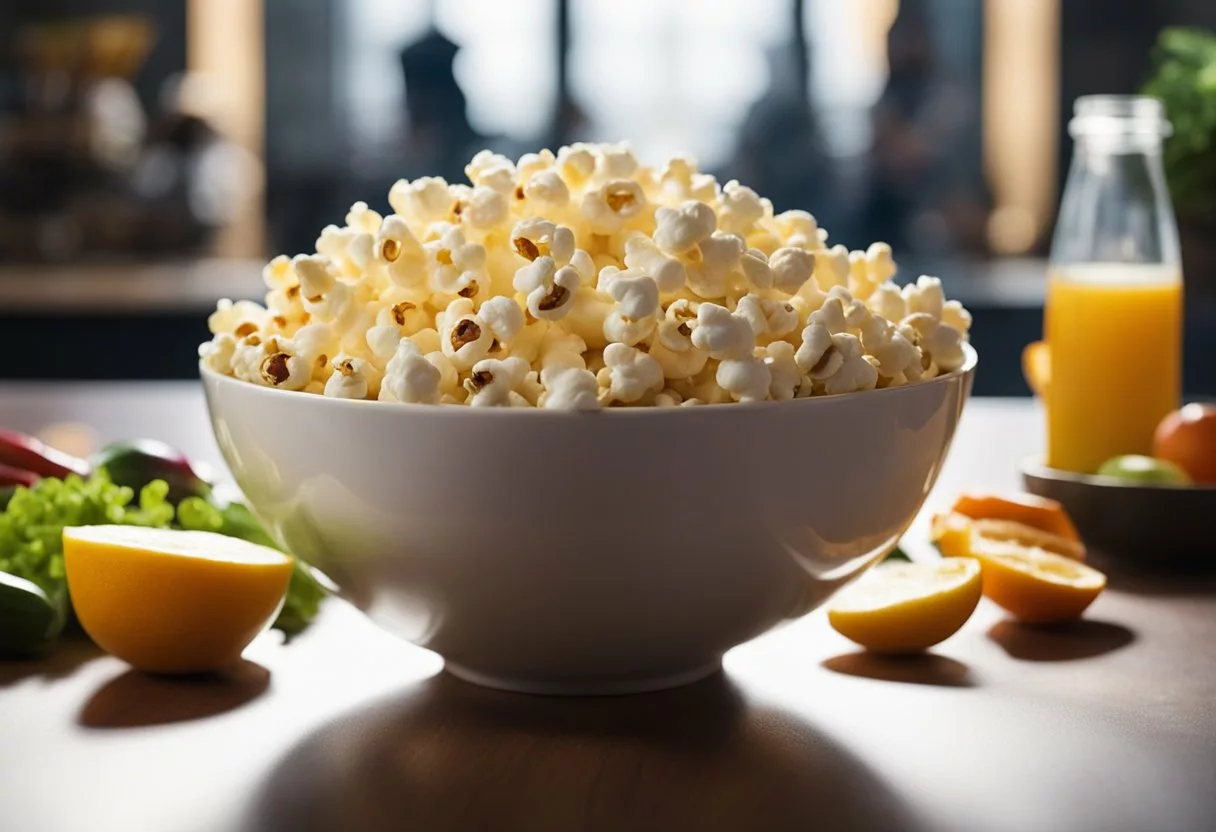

[1153,404,1216,485]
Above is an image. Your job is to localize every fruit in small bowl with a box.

[201,348,975,695]
[1153,403,1216,485]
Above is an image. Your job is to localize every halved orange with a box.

[967,539,1106,623]
[950,492,1081,543]
[932,512,1086,561]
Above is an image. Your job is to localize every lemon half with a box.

[64,526,293,673]
[828,559,982,654]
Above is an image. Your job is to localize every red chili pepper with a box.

[0,428,92,480]
[0,461,39,488]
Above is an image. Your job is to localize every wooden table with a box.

[1,386,1214,832]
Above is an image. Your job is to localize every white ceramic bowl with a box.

[201,347,975,694]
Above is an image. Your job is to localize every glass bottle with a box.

[1044,95,1183,474]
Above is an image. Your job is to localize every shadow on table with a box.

[0,635,104,688]
[821,651,976,687]
[245,671,926,832]
[78,659,270,728]
[986,619,1135,662]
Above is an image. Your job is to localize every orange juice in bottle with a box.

[1043,96,1183,473]
[1045,265,1182,473]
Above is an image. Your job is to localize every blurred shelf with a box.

[0,259,264,314]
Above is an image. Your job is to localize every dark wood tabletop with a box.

[1,385,1214,832]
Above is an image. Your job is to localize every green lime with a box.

[1096,454,1192,486]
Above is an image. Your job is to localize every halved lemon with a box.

[64,526,294,673]
[828,559,982,654]
[965,539,1106,623]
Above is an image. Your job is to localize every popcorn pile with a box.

[200,143,972,410]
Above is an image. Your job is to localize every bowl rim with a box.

[200,344,976,419]
[1021,455,1216,494]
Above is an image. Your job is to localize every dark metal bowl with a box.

[1021,458,1216,572]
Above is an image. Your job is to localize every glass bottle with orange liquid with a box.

[1039,96,1183,474]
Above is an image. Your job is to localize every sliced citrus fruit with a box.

[828,559,982,654]
[950,492,1081,542]
[932,512,1086,561]
[966,538,1106,623]
[1022,340,1050,398]
[64,526,294,673]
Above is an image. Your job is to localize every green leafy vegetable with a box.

[0,472,326,650]
[1142,27,1216,222]
[0,471,173,605]
[883,544,911,563]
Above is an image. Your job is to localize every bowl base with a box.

[443,659,723,697]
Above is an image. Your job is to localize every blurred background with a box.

[1,0,1214,395]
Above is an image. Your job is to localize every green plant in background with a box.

[1143,27,1216,222]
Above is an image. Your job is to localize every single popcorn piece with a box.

[735,295,800,341]
[903,275,946,320]
[690,302,754,360]
[523,170,570,207]
[763,341,803,400]
[262,254,297,291]
[537,328,588,371]
[517,149,555,181]
[596,142,639,181]
[438,298,496,370]
[378,337,443,404]
[375,215,428,299]
[202,142,972,409]
[256,342,312,391]
[461,186,510,230]
[818,333,879,395]
[654,201,716,255]
[859,314,919,378]
[739,248,774,291]
[465,150,517,194]
[597,343,664,404]
[942,300,972,334]
[388,176,455,230]
[687,232,745,299]
[427,226,488,298]
[365,301,428,361]
[769,210,825,250]
[208,299,268,336]
[464,357,534,407]
[581,179,647,235]
[826,285,871,329]
[623,234,686,293]
[557,142,597,188]
[716,181,765,236]
[815,244,850,290]
[511,218,575,265]
[478,296,525,343]
[199,333,237,374]
[324,355,380,399]
[599,266,660,346]
[769,247,817,294]
[539,366,601,411]
[657,156,719,203]
[867,281,907,323]
[514,256,581,321]
[717,355,771,402]
[903,312,967,373]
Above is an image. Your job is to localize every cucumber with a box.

[0,571,62,658]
